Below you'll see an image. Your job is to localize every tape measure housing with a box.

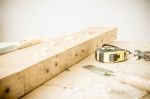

[95,44,129,63]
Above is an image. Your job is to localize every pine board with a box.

[0,27,117,99]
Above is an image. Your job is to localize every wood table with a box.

[21,41,150,99]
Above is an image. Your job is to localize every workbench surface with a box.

[21,41,150,99]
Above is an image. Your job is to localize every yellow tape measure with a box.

[95,44,130,63]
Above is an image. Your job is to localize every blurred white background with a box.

[0,0,150,41]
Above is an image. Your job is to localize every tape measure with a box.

[95,44,130,63]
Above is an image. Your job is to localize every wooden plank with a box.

[21,41,150,99]
[0,27,117,99]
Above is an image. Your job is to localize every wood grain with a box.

[22,41,150,99]
[0,27,117,98]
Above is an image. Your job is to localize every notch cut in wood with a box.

[0,27,117,99]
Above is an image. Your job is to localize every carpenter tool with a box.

[95,44,130,63]
[0,38,44,55]
[133,50,150,61]
[83,65,150,92]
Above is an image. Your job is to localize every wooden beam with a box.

[22,41,150,99]
[0,27,117,99]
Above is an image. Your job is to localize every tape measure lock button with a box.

[109,54,120,62]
